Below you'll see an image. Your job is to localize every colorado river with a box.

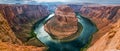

[34,13,98,51]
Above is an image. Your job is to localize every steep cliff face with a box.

[0,5,47,51]
[80,5,120,45]
[0,13,22,44]
[0,4,49,46]
[79,5,120,51]
[87,19,120,51]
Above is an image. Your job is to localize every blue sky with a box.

[0,0,120,4]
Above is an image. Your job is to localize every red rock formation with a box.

[79,5,120,51]
[0,13,22,44]
[79,5,120,21]
[0,4,49,46]
[87,19,120,51]
[44,5,78,40]
[79,5,120,45]
[0,5,47,51]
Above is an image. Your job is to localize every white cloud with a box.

[0,0,120,4]
[34,0,71,2]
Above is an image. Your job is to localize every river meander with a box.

[34,13,98,51]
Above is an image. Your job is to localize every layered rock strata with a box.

[44,5,78,39]
[0,4,49,46]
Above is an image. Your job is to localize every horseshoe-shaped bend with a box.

[34,5,98,51]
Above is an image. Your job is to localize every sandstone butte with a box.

[44,5,78,40]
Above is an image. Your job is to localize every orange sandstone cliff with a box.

[79,5,120,51]
[0,4,49,46]
[0,13,45,51]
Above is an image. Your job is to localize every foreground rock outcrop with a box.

[0,42,46,51]
[44,5,78,40]
[0,13,45,51]
[87,19,120,51]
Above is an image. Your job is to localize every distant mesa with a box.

[44,5,78,40]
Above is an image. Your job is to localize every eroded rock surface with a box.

[0,9,46,51]
[79,5,120,51]
[0,41,46,51]
[87,20,120,51]
[79,5,120,45]
[0,13,22,44]
[44,5,78,39]
[0,4,49,46]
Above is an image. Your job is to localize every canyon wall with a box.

[0,4,49,46]
[79,5,120,51]
[0,13,45,51]
[0,13,22,44]
[87,19,120,51]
